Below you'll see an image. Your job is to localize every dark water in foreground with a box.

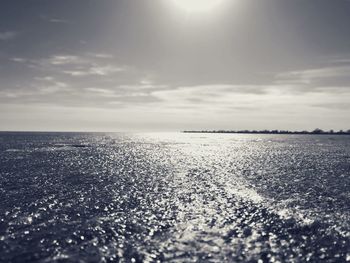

[0,132,350,262]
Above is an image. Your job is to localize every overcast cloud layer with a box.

[0,0,350,131]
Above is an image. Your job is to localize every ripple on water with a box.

[0,132,349,262]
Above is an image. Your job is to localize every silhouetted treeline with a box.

[183,128,350,135]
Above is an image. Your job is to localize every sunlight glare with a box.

[170,0,226,13]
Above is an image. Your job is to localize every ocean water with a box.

[0,132,350,262]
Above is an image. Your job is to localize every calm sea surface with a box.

[0,132,350,262]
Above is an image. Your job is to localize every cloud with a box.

[63,65,124,76]
[150,85,277,111]
[146,82,350,116]
[0,77,70,101]
[34,76,55,81]
[275,64,350,90]
[0,50,164,108]
[2,51,349,116]
[10,57,27,63]
[39,15,70,24]
[312,102,350,110]
[49,55,81,65]
[276,66,350,84]
[8,53,127,79]
[87,53,114,59]
[38,54,124,77]
[49,18,70,24]
[0,31,17,40]
[29,76,70,95]
[153,85,272,101]
[86,87,116,95]
[47,53,114,66]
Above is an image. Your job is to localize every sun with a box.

[170,0,226,13]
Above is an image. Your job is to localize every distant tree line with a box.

[183,128,350,135]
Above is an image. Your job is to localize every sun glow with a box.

[170,0,226,13]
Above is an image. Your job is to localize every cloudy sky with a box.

[1,0,350,131]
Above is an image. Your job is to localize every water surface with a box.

[0,132,350,262]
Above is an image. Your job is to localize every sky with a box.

[0,0,350,132]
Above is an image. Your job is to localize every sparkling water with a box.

[1,132,349,262]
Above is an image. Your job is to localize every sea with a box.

[0,132,349,262]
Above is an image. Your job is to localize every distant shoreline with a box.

[183,129,350,135]
[0,130,349,135]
